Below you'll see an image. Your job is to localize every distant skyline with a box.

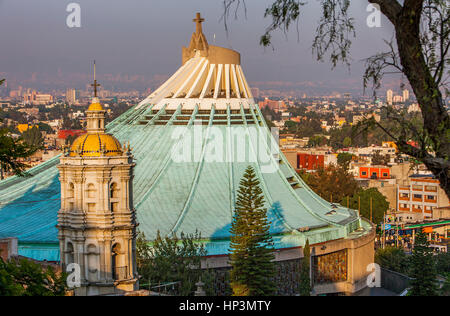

[0,0,407,96]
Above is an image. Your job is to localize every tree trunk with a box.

[375,0,450,198]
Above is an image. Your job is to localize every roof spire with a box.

[91,60,101,98]
[193,12,205,35]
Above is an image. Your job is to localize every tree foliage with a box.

[22,126,44,149]
[337,152,353,170]
[136,230,213,296]
[299,164,358,203]
[347,187,389,225]
[229,166,276,296]
[0,128,37,179]
[0,257,67,296]
[0,80,37,179]
[375,246,410,274]
[371,150,391,166]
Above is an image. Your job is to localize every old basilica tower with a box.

[57,67,138,296]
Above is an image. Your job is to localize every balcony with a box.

[113,266,128,281]
[424,186,437,192]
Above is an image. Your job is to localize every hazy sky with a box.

[0,0,402,95]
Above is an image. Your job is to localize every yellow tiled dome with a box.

[87,102,104,111]
[69,133,123,157]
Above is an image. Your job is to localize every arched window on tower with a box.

[112,243,126,281]
[68,183,74,198]
[87,244,98,281]
[87,183,96,198]
[110,183,119,198]
[110,183,119,212]
[66,242,74,266]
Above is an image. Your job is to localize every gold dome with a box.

[87,102,104,111]
[69,133,123,157]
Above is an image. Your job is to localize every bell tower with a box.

[57,64,138,296]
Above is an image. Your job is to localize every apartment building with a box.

[397,177,449,219]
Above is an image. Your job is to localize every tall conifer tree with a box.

[409,230,438,296]
[229,166,276,296]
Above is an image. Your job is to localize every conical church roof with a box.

[0,14,371,261]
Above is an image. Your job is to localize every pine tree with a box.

[229,166,276,296]
[298,239,311,296]
[409,230,438,296]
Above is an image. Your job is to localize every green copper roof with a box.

[0,101,371,261]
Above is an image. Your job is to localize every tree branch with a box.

[368,0,403,24]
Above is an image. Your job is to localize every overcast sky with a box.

[0,0,403,95]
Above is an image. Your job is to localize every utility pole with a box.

[358,196,360,217]
[394,210,399,248]
[382,211,386,249]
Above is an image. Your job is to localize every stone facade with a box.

[57,98,138,296]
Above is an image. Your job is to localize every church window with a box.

[110,183,119,199]
[87,184,96,198]
[111,202,118,213]
[68,183,74,198]
[112,243,126,281]
[66,242,74,265]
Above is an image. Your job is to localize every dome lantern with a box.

[68,62,123,157]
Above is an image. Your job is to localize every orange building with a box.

[358,166,391,179]
[397,177,450,218]
[258,98,286,112]
[297,153,325,170]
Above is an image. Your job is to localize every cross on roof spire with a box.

[91,60,101,97]
[193,12,204,35]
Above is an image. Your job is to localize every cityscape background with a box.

[0,0,407,97]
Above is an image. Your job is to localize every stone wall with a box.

[381,268,412,294]
[206,259,309,296]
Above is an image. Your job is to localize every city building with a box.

[358,166,391,180]
[386,89,393,105]
[393,95,403,103]
[23,90,53,105]
[0,13,374,295]
[282,149,337,172]
[258,98,287,112]
[402,89,409,102]
[407,103,421,113]
[16,124,37,133]
[66,88,80,105]
[397,176,450,219]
